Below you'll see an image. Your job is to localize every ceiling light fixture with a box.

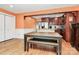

[9,4,14,8]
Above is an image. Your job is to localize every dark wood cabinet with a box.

[71,23,76,47]
[75,23,79,51]
[71,23,79,51]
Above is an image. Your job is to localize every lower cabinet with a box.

[71,23,79,51]
[75,23,79,51]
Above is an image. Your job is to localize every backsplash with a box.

[36,22,64,31]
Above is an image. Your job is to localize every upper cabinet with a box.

[36,16,65,30]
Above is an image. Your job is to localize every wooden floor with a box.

[0,39,79,55]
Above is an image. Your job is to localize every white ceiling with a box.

[0,4,78,13]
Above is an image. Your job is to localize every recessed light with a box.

[9,4,14,8]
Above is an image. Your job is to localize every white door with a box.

[5,15,15,40]
[0,14,5,41]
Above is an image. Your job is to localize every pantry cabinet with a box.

[0,14,5,41]
[0,12,15,42]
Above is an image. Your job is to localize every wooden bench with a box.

[26,38,60,55]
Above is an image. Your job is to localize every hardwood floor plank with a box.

[0,39,79,55]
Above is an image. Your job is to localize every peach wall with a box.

[16,14,36,29]
[0,8,16,16]
[24,17,36,28]
[16,6,79,29]
[16,14,24,28]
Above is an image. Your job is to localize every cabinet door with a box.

[5,15,15,40]
[0,14,5,41]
